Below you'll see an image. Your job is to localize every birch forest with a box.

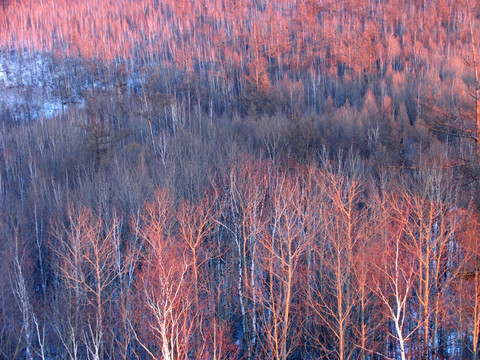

[2,0,480,359]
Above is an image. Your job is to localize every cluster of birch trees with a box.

[2,147,480,359]
[2,0,480,359]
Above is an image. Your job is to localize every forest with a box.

[1,0,480,359]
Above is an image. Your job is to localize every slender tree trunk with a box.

[11,244,34,360]
[337,250,345,360]
[424,250,431,360]
[361,286,366,360]
[250,231,258,356]
[473,271,480,360]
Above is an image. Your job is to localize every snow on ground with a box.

[0,49,142,123]
[0,51,75,121]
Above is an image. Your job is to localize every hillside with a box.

[1,1,480,359]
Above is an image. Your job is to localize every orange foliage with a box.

[0,0,471,84]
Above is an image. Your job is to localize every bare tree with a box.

[176,192,218,357]
[308,159,369,360]
[256,168,317,360]
[53,206,120,360]
[8,229,35,360]
[137,189,196,360]
[372,191,418,360]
